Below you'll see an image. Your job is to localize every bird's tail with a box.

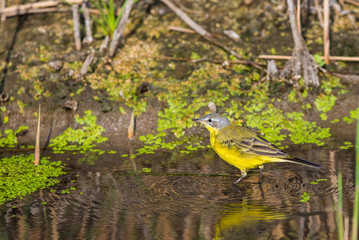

[284,157,322,169]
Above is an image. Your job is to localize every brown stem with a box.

[323,0,330,64]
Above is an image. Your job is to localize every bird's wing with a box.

[234,136,289,158]
[218,126,289,158]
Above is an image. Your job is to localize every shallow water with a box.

[0,144,356,240]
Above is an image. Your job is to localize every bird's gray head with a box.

[193,113,231,132]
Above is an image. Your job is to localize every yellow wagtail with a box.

[194,113,321,184]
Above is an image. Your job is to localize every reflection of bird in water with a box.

[194,113,321,184]
[214,204,286,240]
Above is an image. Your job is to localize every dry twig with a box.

[0,0,82,16]
[260,55,359,62]
[109,0,135,58]
[3,7,72,17]
[168,26,224,38]
[72,4,81,51]
[156,55,265,67]
[80,53,94,75]
[345,0,359,7]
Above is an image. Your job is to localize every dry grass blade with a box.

[128,111,135,139]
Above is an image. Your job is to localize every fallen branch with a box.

[2,7,72,17]
[108,0,135,58]
[100,35,109,51]
[168,26,223,38]
[260,55,359,62]
[168,25,197,34]
[156,55,265,66]
[0,0,83,15]
[1,6,100,18]
[161,0,264,71]
[80,53,94,75]
[345,0,359,7]
[332,72,359,84]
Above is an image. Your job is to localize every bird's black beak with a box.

[192,117,205,124]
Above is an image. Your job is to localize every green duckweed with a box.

[0,154,65,205]
[49,110,108,153]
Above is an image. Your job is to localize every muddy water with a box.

[0,144,355,240]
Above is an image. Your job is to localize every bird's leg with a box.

[234,169,247,184]
[259,165,264,183]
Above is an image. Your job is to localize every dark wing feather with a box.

[230,136,289,158]
[217,125,289,158]
[222,129,289,158]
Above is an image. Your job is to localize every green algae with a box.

[0,126,29,148]
[49,110,108,154]
[0,154,65,205]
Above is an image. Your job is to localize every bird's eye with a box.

[208,119,212,122]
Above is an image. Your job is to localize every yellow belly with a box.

[210,135,276,171]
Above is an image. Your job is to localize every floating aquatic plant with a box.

[0,154,65,205]
[49,110,108,154]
